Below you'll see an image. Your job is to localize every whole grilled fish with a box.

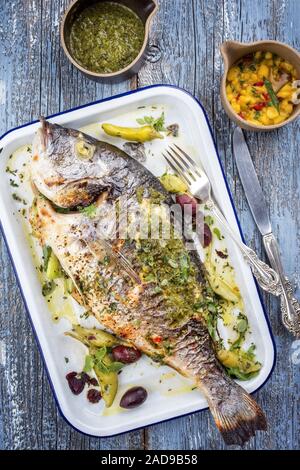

[30,119,267,445]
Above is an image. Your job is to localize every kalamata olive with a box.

[66,371,86,395]
[203,223,212,247]
[215,249,228,259]
[120,386,148,409]
[175,194,198,216]
[87,389,102,404]
[87,376,98,387]
[66,371,97,395]
[112,345,142,364]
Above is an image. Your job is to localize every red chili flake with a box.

[238,112,246,120]
[87,389,102,404]
[215,249,228,259]
[236,93,241,100]
[251,102,266,111]
[243,53,254,61]
[263,92,270,101]
[88,335,96,340]
[253,81,264,87]
[152,336,163,344]
[66,372,86,395]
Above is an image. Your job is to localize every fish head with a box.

[31,118,113,208]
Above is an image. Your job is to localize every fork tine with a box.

[87,238,141,285]
[166,148,197,183]
[114,212,127,238]
[171,144,202,178]
[162,152,192,187]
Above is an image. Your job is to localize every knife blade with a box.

[232,127,272,236]
[232,126,300,337]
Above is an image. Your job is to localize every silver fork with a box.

[163,144,281,295]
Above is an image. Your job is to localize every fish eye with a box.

[75,139,95,160]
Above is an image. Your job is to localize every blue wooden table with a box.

[0,0,299,450]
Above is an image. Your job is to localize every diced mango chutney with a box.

[226,51,298,125]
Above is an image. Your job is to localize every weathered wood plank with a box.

[0,0,299,450]
[0,0,143,450]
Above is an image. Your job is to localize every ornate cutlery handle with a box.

[206,200,281,295]
[263,233,300,337]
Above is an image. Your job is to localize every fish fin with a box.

[208,383,267,446]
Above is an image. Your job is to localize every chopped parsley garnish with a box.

[213,227,223,240]
[236,318,248,333]
[9,179,19,187]
[6,166,17,176]
[85,347,124,374]
[83,355,94,372]
[12,193,22,202]
[79,203,97,218]
[136,111,166,131]
[231,313,249,349]
[204,215,214,226]
[43,245,52,271]
[42,280,55,296]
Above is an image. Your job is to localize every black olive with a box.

[120,386,148,409]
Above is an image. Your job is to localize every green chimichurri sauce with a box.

[69,2,145,74]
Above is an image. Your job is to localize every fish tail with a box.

[203,374,267,446]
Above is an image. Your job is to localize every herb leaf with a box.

[226,366,259,381]
[42,280,55,296]
[107,361,124,372]
[204,215,214,226]
[95,346,107,362]
[83,355,94,372]
[53,206,73,214]
[153,112,165,131]
[264,79,279,112]
[168,259,178,269]
[136,112,166,132]
[213,227,222,240]
[6,166,17,176]
[237,318,248,333]
[43,245,52,271]
[79,204,97,218]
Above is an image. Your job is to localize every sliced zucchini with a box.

[66,325,119,348]
[64,277,74,295]
[94,354,118,407]
[46,251,62,280]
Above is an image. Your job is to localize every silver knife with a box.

[232,127,300,337]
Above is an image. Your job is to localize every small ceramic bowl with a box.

[61,0,158,83]
[220,40,300,131]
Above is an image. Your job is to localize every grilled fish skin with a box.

[30,120,267,445]
[31,117,163,208]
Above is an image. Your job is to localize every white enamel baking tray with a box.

[0,85,275,437]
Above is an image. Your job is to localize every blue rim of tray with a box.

[0,84,276,439]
